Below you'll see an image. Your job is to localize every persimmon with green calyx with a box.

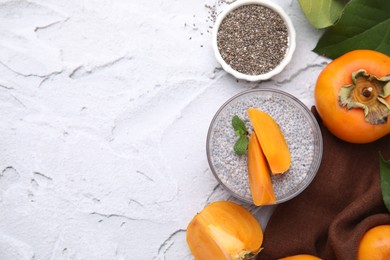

[358,225,390,260]
[315,50,390,143]
[279,255,322,260]
[186,201,263,260]
[247,108,291,174]
[247,132,276,206]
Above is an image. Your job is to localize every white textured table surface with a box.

[0,0,328,259]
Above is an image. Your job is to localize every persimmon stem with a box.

[362,87,373,98]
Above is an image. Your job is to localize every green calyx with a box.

[232,248,263,260]
[338,69,390,124]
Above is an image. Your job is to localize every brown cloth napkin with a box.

[258,107,390,260]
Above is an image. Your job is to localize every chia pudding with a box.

[206,89,323,204]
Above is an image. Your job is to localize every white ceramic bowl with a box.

[212,0,296,81]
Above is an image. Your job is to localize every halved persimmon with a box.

[186,201,263,260]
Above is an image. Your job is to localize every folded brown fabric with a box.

[259,107,390,260]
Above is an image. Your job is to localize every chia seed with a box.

[217,4,289,75]
[207,90,322,204]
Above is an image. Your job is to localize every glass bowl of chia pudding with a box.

[206,89,323,205]
[212,0,296,81]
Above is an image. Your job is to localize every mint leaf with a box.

[232,115,247,134]
[314,0,390,59]
[235,129,246,137]
[380,153,390,213]
[298,0,348,29]
[234,135,249,155]
[232,115,249,155]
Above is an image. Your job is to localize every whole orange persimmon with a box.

[315,50,390,143]
[358,225,390,260]
[278,254,322,260]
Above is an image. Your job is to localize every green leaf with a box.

[298,0,348,29]
[235,129,245,136]
[314,0,390,59]
[232,115,247,134]
[380,153,390,213]
[234,135,249,156]
[231,115,248,155]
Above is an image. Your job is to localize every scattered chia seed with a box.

[207,90,322,204]
[206,0,237,24]
[217,4,289,75]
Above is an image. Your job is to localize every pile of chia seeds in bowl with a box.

[216,4,289,75]
[207,89,322,204]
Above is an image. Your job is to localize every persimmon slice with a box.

[247,108,291,174]
[248,132,276,206]
[186,201,263,260]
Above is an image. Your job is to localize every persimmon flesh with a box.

[247,108,291,174]
[315,50,390,143]
[186,201,263,260]
[247,132,276,206]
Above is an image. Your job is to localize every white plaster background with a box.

[0,0,329,259]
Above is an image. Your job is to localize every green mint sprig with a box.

[232,115,248,155]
